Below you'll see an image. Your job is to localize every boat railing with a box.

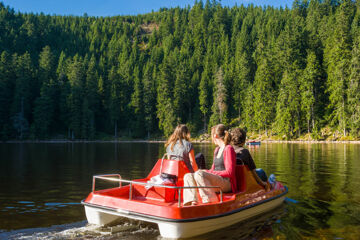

[92,174,223,207]
[92,174,122,192]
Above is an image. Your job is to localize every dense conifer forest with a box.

[1,0,360,140]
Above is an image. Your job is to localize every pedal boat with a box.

[82,157,288,239]
[246,140,261,146]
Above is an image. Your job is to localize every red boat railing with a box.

[92,174,223,207]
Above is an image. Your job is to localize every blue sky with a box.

[2,0,294,16]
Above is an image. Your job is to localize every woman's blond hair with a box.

[165,124,191,151]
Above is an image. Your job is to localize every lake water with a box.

[0,142,360,239]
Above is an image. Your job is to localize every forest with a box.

[1,0,360,140]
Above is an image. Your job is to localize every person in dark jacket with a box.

[230,128,269,191]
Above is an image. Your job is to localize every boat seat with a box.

[147,158,191,187]
[131,159,192,202]
[235,165,265,193]
[236,165,247,192]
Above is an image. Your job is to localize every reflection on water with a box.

[1,142,360,239]
[194,204,287,240]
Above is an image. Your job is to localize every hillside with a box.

[1,0,360,140]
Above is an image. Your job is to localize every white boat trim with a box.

[158,195,286,238]
[83,186,287,223]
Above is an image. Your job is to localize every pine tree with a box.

[157,55,176,137]
[324,0,355,136]
[56,52,71,137]
[242,85,256,130]
[67,55,85,139]
[252,57,276,135]
[142,62,157,138]
[275,67,302,138]
[173,61,188,122]
[130,66,145,137]
[38,46,55,85]
[33,80,56,138]
[0,51,14,139]
[108,66,124,139]
[199,61,212,132]
[84,55,99,139]
[233,14,255,120]
[300,51,322,134]
[11,52,34,139]
[306,0,324,56]
[209,67,227,126]
[33,46,57,138]
[189,70,202,130]
[347,36,360,137]
[81,97,93,139]
[273,8,307,137]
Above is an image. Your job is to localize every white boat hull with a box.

[84,195,286,239]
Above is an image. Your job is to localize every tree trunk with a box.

[20,98,24,139]
[342,98,346,136]
[312,118,315,133]
[189,102,192,121]
[311,105,314,133]
[203,115,207,132]
[114,121,117,139]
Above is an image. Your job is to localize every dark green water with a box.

[0,142,359,239]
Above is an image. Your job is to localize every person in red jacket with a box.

[183,124,237,205]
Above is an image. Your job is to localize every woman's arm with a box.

[206,146,235,178]
[189,149,198,172]
[251,170,270,191]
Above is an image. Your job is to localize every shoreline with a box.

[2,139,360,144]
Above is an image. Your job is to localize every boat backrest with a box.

[235,165,247,192]
[235,165,264,193]
[147,159,190,186]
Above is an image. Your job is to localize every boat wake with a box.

[0,205,286,240]
[0,220,159,240]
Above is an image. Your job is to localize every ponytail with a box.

[213,124,231,145]
[224,130,231,145]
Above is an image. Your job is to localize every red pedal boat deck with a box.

[82,158,287,238]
